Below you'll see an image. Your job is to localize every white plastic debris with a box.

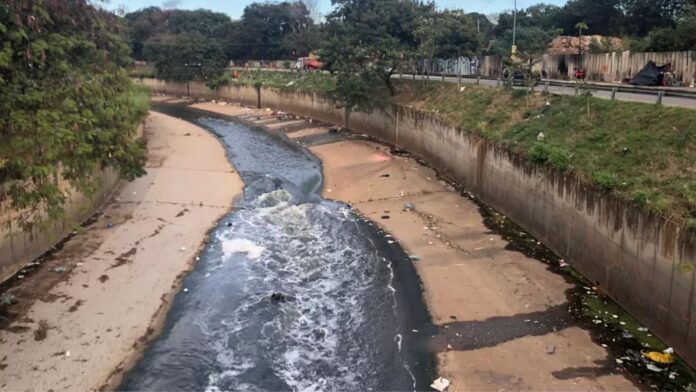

[646,363,663,373]
[65,351,71,357]
[664,347,674,354]
[559,259,569,268]
[430,376,450,392]
[183,288,189,293]
[180,246,187,252]
[537,132,545,141]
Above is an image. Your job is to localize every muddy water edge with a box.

[119,104,436,391]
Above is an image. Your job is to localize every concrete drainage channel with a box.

[148,97,696,390]
[138,78,696,379]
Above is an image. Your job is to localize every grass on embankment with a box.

[395,82,696,228]
[231,70,335,94]
[211,70,696,227]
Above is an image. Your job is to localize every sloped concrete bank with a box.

[139,78,696,367]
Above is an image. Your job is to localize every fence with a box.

[237,50,696,86]
[537,51,696,85]
[412,51,695,86]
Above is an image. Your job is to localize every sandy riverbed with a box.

[179,99,638,391]
[0,112,243,391]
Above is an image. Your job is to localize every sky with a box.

[104,0,568,19]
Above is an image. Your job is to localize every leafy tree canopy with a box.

[321,0,431,109]
[0,0,148,228]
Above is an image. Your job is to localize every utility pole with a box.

[511,0,517,59]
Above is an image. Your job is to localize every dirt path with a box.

[0,112,243,391]
[173,98,638,391]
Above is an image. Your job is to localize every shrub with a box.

[528,143,570,170]
[206,74,233,90]
[593,172,618,191]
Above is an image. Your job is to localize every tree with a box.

[1,0,148,228]
[124,8,235,61]
[631,5,696,51]
[431,11,482,58]
[621,0,690,36]
[557,0,623,36]
[491,26,560,64]
[229,2,315,60]
[145,32,226,81]
[321,0,430,109]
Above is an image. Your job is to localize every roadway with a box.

[395,74,696,109]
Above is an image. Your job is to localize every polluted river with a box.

[120,105,435,391]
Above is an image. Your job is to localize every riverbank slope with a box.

[0,112,243,391]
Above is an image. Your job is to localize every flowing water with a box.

[120,105,434,391]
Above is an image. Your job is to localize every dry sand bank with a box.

[0,112,243,391]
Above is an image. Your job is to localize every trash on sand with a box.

[430,376,450,392]
[53,267,66,273]
[447,344,453,350]
[537,132,545,141]
[546,344,556,354]
[106,222,113,229]
[646,363,663,372]
[1,294,16,305]
[65,351,71,357]
[180,246,187,252]
[644,351,675,364]
[404,202,414,211]
[409,255,422,261]
[558,259,569,268]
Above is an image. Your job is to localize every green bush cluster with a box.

[528,142,571,170]
[1,1,148,229]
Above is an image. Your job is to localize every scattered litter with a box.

[430,376,450,392]
[644,351,675,364]
[381,215,390,220]
[18,275,24,279]
[664,347,674,354]
[601,344,608,348]
[76,263,84,267]
[380,173,390,178]
[668,371,678,380]
[637,327,649,332]
[183,288,189,293]
[53,267,66,273]
[412,329,419,333]
[559,259,569,268]
[646,363,663,373]
[616,358,624,364]
[409,255,422,261]
[404,202,414,211]
[447,344,453,350]
[196,257,200,261]
[180,246,187,252]
[546,344,556,354]
[65,351,71,357]
[459,86,466,92]
[537,132,545,141]
[327,189,332,193]
[106,222,113,229]
[388,240,395,244]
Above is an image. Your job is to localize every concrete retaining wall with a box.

[140,78,696,367]
[0,168,121,283]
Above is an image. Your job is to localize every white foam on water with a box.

[221,238,264,260]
